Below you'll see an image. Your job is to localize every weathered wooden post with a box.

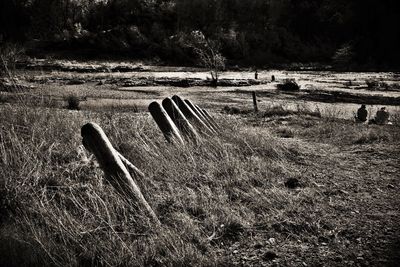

[81,122,160,224]
[172,95,214,135]
[201,108,220,130]
[194,104,219,133]
[184,99,217,133]
[195,104,220,131]
[252,91,258,113]
[162,97,200,142]
[148,101,184,144]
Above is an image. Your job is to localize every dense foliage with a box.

[1,0,399,68]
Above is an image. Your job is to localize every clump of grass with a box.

[365,79,389,91]
[222,105,252,115]
[277,79,300,91]
[276,127,295,138]
[354,129,391,144]
[66,95,81,110]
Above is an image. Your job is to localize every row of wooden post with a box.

[80,96,219,224]
[148,95,219,144]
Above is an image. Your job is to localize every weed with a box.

[66,95,81,110]
[276,127,294,138]
[354,129,390,144]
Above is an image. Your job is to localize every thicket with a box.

[1,0,399,68]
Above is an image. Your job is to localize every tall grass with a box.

[0,105,310,266]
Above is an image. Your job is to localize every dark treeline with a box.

[1,0,399,68]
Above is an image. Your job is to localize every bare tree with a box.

[183,30,225,86]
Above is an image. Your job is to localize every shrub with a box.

[66,95,81,110]
[277,79,300,91]
[0,43,25,77]
[223,105,241,114]
[365,79,390,91]
[276,127,294,138]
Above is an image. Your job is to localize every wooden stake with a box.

[184,99,217,133]
[201,108,219,130]
[195,104,219,131]
[252,91,258,113]
[148,101,185,144]
[172,95,214,135]
[162,97,200,142]
[81,122,160,225]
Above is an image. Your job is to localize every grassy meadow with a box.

[0,64,400,266]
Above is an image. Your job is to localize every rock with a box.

[263,251,278,261]
[285,178,301,189]
[334,256,343,262]
[253,242,263,249]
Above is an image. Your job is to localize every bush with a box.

[66,95,80,110]
[277,79,300,91]
[0,43,25,77]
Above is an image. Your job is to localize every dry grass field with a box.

[0,61,399,266]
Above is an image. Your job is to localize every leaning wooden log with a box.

[81,122,160,225]
[162,97,200,142]
[252,91,258,113]
[184,99,217,133]
[148,101,185,144]
[171,95,214,134]
[201,108,220,130]
[194,104,219,133]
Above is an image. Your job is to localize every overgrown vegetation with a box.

[1,101,399,266]
[1,0,399,68]
[66,95,81,110]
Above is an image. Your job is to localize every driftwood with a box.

[172,95,214,134]
[148,101,185,144]
[81,122,160,224]
[162,97,200,142]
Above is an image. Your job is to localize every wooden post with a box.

[162,97,200,142]
[252,91,258,113]
[194,103,219,133]
[172,95,214,135]
[201,108,219,130]
[184,99,217,133]
[148,101,185,145]
[81,122,160,225]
